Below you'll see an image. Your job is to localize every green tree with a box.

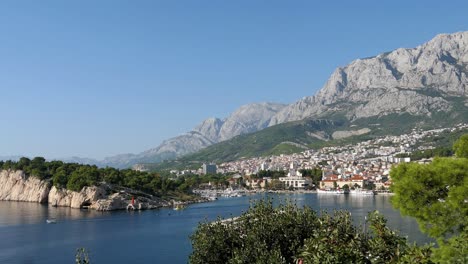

[52,170,69,188]
[67,171,89,192]
[300,167,323,187]
[342,184,350,192]
[390,158,467,238]
[453,134,468,158]
[190,200,426,264]
[391,134,468,263]
[17,157,31,170]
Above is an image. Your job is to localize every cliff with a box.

[48,185,171,210]
[0,170,50,203]
[0,169,172,211]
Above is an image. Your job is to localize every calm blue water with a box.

[0,194,430,264]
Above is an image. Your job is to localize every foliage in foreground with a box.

[75,248,90,264]
[190,200,432,264]
[390,134,468,263]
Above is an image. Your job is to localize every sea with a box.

[0,193,431,264]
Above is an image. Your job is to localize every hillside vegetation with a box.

[149,110,468,171]
[0,157,194,200]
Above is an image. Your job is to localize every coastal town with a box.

[169,123,468,194]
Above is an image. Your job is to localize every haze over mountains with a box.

[81,102,286,168]
[39,32,468,168]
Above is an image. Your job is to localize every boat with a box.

[46,219,57,224]
[316,188,349,194]
[350,189,377,195]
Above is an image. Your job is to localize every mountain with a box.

[69,32,468,169]
[151,32,468,167]
[270,32,468,125]
[87,102,286,168]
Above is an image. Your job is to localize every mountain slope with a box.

[156,32,468,166]
[68,32,468,169]
[270,32,468,125]
[96,102,286,168]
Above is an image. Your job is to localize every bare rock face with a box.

[217,103,286,141]
[0,170,50,203]
[49,185,171,211]
[270,32,468,125]
[92,193,171,211]
[48,186,107,209]
[332,128,371,140]
[193,117,224,143]
[0,169,173,211]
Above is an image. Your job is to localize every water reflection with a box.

[0,194,432,264]
[0,201,111,226]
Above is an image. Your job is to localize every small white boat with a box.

[350,189,377,195]
[316,189,349,194]
[46,219,57,224]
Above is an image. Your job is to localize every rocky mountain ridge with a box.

[269,32,468,125]
[9,32,468,168]
[91,102,286,168]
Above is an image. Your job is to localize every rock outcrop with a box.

[48,186,106,209]
[48,185,171,211]
[0,169,172,211]
[0,170,50,203]
[332,128,371,140]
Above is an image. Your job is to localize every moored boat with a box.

[316,188,349,194]
[349,189,377,195]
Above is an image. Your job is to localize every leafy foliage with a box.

[1,157,194,197]
[75,248,90,264]
[453,133,468,158]
[390,157,467,238]
[190,200,428,264]
[391,134,468,263]
[300,167,323,187]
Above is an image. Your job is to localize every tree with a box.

[364,181,375,190]
[190,200,427,264]
[300,167,323,187]
[52,171,68,188]
[453,134,468,158]
[67,171,89,192]
[391,134,468,263]
[342,184,350,192]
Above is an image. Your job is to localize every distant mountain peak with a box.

[94,102,286,168]
[67,31,468,168]
[270,31,468,125]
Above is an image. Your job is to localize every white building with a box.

[279,172,311,189]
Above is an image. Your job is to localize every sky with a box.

[1,0,467,160]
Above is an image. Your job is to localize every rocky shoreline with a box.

[0,169,205,211]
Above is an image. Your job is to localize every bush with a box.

[190,200,425,264]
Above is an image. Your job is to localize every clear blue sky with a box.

[1,0,467,159]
